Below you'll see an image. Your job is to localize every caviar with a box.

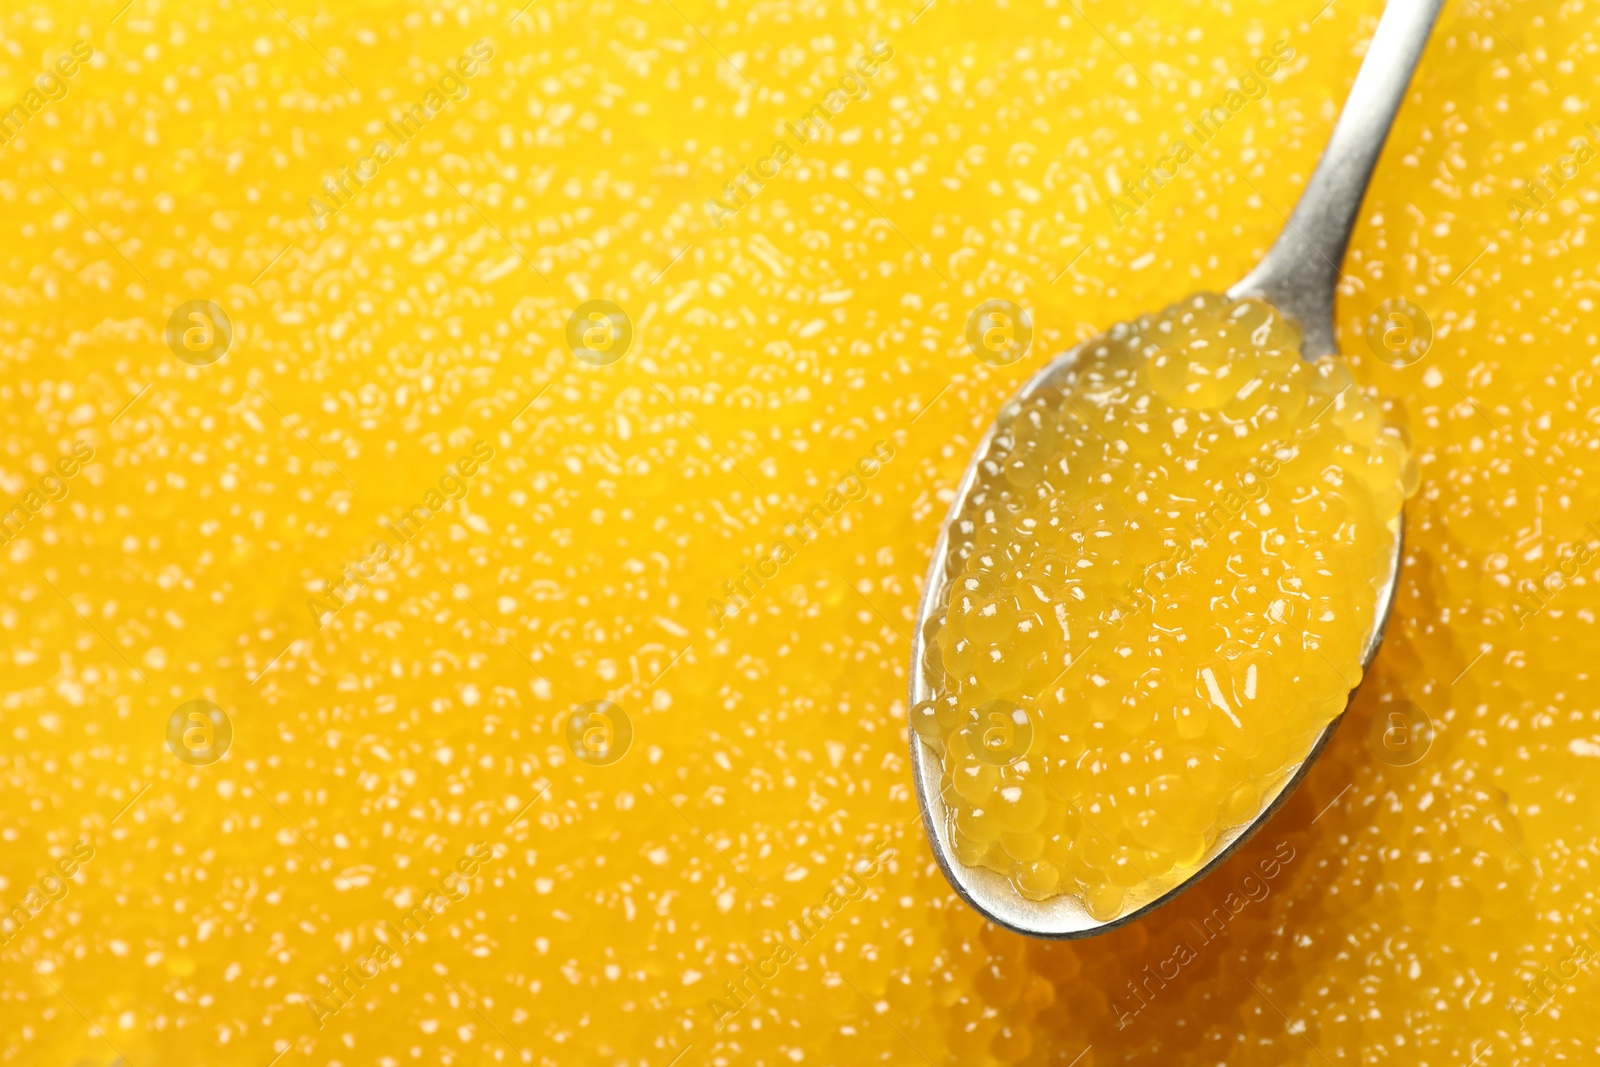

[915,293,1412,913]
[0,1,1593,1066]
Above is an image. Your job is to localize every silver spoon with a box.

[909,0,1443,939]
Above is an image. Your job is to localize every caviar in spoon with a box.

[912,291,1414,919]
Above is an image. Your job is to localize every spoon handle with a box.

[1229,0,1445,358]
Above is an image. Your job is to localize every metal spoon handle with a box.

[1229,0,1445,357]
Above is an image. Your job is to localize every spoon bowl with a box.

[907,336,1405,939]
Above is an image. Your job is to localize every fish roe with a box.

[915,293,1414,913]
[0,0,1596,1065]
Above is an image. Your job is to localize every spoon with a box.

[909,0,1443,939]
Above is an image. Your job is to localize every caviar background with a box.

[0,0,1595,1064]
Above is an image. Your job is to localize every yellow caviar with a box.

[915,293,1414,912]
[0,0,1595,1065]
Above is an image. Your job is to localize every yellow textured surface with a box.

[917,293,1412,911]
[0,0,1596,1065]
